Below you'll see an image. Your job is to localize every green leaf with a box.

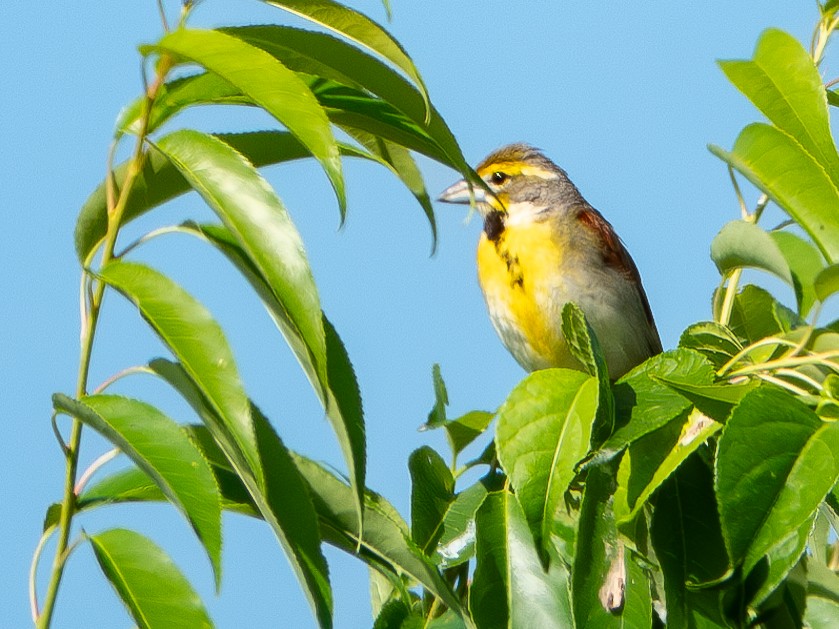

[186,222,366,527]
[602,350,716,458]
[98,261,262,487]
[291,454,465,617]
[621,552,653,629]
[148,361,333,628]
[470,490,572,629]
[654,375,759,420]
[746,516,812,611]
[650,455,732,629]
[409,446,454,554]
[615,409,721,523]
[495,369,598,552]
[678,321,743,370]
[435,478,494,568]
[425,363,449,428]
[444,410,494,458]
[772,231,825,316]
[89,528,213,629]
[561,302,615,444]
[147,28,345,214]
[710,220,792,283]
[804,561,839,629]
[709,124,839,262]
[715,386,839,573]
[571,465,622,628]
[814,262,839,303]
[261,0,430,115]
[155,129,328,400]
[80,467,165,507]
[76,132,369,262]
[727,284,801,345]
[53,394,222,586]
[719,29,839,183]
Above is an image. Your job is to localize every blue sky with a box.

[2,1,821,627]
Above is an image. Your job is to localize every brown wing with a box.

[576,206,663,354]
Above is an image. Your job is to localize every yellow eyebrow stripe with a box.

[477,161,558,180]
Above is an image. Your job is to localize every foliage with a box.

[30,1,839,628]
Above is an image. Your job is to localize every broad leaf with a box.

[470,491,572,629]
[727,284,801,345]
[98,262,262,486]
[601,349,716,458]
[814,262,839,303]
[678,321,743,370]
[409,446,454,554]
[435,478,497,568]
[805,561,839,629]
[495,369,598,551]
[747,516,813,611]
[709,124,839,262]
[715,386,839,573]
[719,28,839,183]
[650,455,731,629]
[146,28,345,213]
[561,301,614,444]
[772,231,824,316]
[615,409,721,523]
[710,220,792,284]
[89,528,213,628]
[53,394,222,586]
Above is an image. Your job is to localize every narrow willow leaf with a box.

[155,129,328,403]
[719,28,839,183]
[76,131,369,263]
[425,362,449,428]
[98,261,262,486]
[650,455,731,629]
[678,321,743,370]
[602,350,716,458]
[80,467,165,507]
[53,394,222,586]
[814,262,839,303]
[710,220,792,284]
[715,386,839,572]
[772,231,824,316]
[470,491,572,629]
[147,28,345,213]
[261,0,430,114]
[709,124,839,262]
[615,409,721,524]
[409,446,454,554]
[89,528,213,629]
[187,223,365,527]
[291,454,465,617]
[495,369,598,552]
[148,360,332,628]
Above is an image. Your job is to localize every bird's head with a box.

[438,143,584,231]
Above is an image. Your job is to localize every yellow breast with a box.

[477,221,578,371]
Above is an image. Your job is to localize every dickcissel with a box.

[439,143,661,379]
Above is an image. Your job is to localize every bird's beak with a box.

[437,178,487,205]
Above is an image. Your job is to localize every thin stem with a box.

[717,268,743,327]
[35,51,172,629]
[728,166,749,221]
[156,0,170,32]
[75,449,121,496]
[29,525,56,623]
[115,225,192,258]
[92,365,154,395]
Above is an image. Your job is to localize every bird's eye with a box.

[490,171,508,185]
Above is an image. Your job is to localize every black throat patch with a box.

[483,211,506,241]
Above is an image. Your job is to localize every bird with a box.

[438,143,661,379]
